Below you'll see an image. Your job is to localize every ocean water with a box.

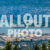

[0,26,50,35]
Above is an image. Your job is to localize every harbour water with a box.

[0,26,50,35]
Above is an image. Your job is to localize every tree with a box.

[13,44,18,50]
[48,40,50,50]
[13,44,23,50]
[4,41,12,50]
[15,37,19,43]
[42,43,47,50]
[13,37,22,50]
[2,48,5,50]
[33,43,40,50]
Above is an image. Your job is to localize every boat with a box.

[0,33,4,35]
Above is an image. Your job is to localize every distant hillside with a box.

[0,0,50,7]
